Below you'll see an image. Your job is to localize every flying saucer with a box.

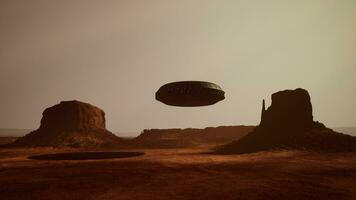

[155,81,225,107]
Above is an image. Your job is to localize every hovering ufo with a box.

[156,81,225,107]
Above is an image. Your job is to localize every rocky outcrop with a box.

[10,101,122,148]
[217,88,356,154]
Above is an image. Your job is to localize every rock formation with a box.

[39,100,106,131]
[260,88,313,131]
[217,88,356,154]
[10,101,122,148]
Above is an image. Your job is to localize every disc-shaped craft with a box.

[156,81,225,107]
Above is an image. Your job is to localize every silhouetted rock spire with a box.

[260,99,266,124]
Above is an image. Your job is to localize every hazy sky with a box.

[0,0,355,135]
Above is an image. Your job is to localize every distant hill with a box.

[133,125,255,148]
[0,129,32,137]
[333,127,356,136]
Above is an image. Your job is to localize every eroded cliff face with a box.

[10,101,121,148]
[218,88,356,154]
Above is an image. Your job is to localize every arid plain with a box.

[1,146,356,200]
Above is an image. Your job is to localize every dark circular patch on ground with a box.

[28,151,144,160]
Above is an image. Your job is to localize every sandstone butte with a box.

[217,88,356,154]
[9,100,122,148]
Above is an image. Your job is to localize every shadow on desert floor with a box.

[28,151,144,160]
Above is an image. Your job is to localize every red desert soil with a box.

[1,146,356,200]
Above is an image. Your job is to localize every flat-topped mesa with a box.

[260,88,314,131]
[40,100,106,131]
[9,100,122,148]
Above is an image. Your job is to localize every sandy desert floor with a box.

[1,146,356,200]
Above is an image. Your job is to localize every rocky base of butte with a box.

[217,88,356,154]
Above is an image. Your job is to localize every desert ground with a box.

[1,146,356,200]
